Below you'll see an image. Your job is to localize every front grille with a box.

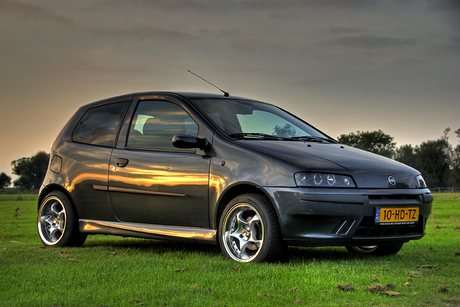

[353,216,426,238]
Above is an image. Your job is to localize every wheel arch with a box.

[37,184,88,247]
[38,185,75,213]
[213,182,279,231]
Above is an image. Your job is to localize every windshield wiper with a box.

[229,133,336,143]
[229,133,283,140]
[284,136,337,143]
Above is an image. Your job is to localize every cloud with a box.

[451,36,460,47]
[268,11,301,20]
[0,0,71,24]
[329,26,366,35]
[388,58,424,68]
[429,36,460,56]
[332,35,416,49]
[89,26,193,42]
[230,41,257,55]
[425,0,460,12]
[425,0,460,31]
[96,0,378,12]
[287,0,377,9]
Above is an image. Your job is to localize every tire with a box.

[37,191,87,247]
[218,193,286,263]
[345,243,404,256]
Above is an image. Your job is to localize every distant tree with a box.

[394,144,418,169]
[416,133,451,188]
[337,130,396,158]
[11,151,49,191]
[450,144,460,188]
[0,172,11,191]
[449,127,460,188]
[13,176,32,191]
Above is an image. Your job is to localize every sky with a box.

[1,0,459,181]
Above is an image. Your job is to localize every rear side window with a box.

[72,101,129,147]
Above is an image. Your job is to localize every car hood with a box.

[241,141,420,189]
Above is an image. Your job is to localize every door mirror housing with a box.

[172,135,210,151]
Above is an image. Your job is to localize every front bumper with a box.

[265,187,433,247]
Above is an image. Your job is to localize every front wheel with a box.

[38,191,87,247]
[345,243,404,256]
[218,194,286,263]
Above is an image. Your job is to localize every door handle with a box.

[116,158,129,167]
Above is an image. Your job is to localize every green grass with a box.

[1,194,459,306]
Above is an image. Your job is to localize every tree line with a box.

[0,151,49,191]
[338,127,460,189]
[1,128,459,191]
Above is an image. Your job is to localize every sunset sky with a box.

[1,0,459,181]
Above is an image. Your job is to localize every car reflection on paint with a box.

[38,92,433,262]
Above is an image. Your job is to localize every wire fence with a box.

[430,187,460,193]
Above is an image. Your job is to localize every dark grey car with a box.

[38,92,433,262]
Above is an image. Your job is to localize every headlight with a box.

[416,175,427,188]
[295,173,356,188]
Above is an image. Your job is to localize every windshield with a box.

[191,98,332,141]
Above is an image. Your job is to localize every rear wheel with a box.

[346,243,404,256]
[218,194,286,263]
[38,191,87,247]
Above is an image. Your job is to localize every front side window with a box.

[126,100,198,151]
[72,102,129,147]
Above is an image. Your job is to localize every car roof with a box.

[81,91,261,110]
[147,91,256,101]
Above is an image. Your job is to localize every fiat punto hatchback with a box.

[38,92,433,262]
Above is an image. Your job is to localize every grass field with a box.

[1,194,459,306]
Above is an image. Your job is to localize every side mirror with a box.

[172,135,211,151]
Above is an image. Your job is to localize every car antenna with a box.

[188,70,229,97]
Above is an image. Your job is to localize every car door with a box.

[108,98,210,227]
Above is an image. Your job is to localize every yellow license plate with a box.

[375,207,419,225]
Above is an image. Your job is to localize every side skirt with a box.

[80,219,217,244]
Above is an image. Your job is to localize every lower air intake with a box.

[331,219,356,236]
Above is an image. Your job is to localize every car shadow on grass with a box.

[83,236,223,257]
[286,246,361,263]
[82,235,374,263]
